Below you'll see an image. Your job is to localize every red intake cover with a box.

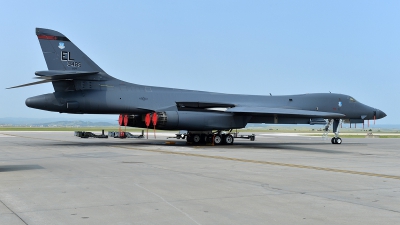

[145,113,151,127]
[124,114,128,126]
[118,114,123,126]
[152,113,158,126]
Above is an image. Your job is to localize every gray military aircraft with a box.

[8,28,386,145]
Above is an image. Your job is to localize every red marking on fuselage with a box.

[37,35,57,40]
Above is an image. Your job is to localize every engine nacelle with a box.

[126,111,248,130]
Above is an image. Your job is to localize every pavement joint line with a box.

[3,133,400,180]
[0,199,28,225]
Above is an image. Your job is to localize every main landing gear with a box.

[324,119,343,144]
[171,130,256,145]
[186,131,235,145]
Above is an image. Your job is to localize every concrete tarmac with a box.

[0,131,399,225]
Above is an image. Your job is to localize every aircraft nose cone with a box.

[374,109,386,119]
[376,110,387,119]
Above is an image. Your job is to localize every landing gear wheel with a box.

[224,134,234,145]
[205,134,213,143]
[214,135,222,145]
[193,134,201,144]
[331,137,342,144]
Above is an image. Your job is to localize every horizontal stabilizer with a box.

[7,70,102,89]
[35,70,100,80]
[7,79,53,89]
[226,106,345,118]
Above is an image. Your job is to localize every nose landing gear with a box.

[324,119,343,144]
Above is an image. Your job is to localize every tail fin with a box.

[36,28,104,72]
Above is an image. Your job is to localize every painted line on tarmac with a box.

[3,133,400,181]
[0,134,15,138]
[113,145,400,180]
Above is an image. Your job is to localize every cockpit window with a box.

[349,97,357,103]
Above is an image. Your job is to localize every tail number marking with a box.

[61,51,81,67]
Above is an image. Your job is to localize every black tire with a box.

[224,134,234,145]
[200,134,206,143]
[193,134,201,144]
[336,137,342,144]
[331,137,336,144]
[221,134,226,144]
[186,134,193,143]
[205,134,213,143]
[214,135,222,145]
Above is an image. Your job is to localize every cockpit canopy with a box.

[349,97,357,103]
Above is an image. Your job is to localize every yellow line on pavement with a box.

[113,145,400,180]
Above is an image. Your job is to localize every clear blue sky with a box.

[1,1,398,124]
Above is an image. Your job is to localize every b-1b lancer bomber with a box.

[8,28,386,145]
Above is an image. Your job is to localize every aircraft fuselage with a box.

[25,74,385,130]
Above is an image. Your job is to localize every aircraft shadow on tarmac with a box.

[0,164,44,172]
[41,139,358,155]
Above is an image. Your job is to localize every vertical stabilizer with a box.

[36,28,104,72]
